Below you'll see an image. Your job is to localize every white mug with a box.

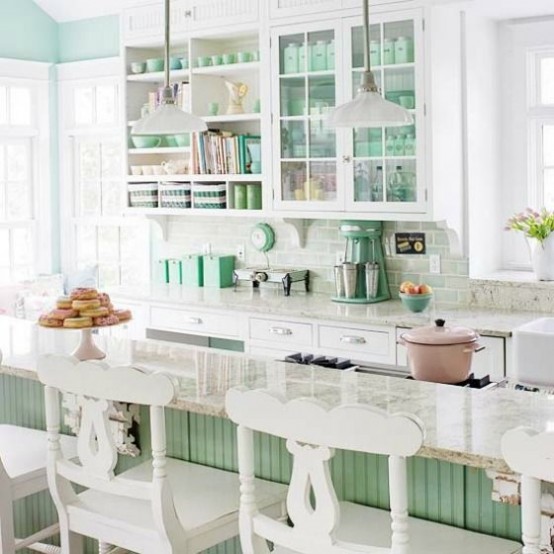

[142,165,154,175]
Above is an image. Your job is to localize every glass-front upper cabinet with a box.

[272,22,344,211]
[345,11,425,213]
[272,9,425,215]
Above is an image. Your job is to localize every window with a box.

[59,59,149,289]
[529,50,554,210]
[0,63,51,283]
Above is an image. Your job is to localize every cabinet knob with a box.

[342,155,352,163]
[270,326,293,336]
[340,335,366,345]
[187,317,203,325]
[184,10,192,17]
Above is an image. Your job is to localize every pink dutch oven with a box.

[398,319,485,384]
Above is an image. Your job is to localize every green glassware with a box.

[234,184,247,209]
[247,184,262,210]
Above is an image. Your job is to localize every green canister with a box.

[247,184,262,210]
[383,38,395,65]
[395,36,414,64]
[326,40,335,70]
[234,184,247,209]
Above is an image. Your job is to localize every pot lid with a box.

[401,319,479,345]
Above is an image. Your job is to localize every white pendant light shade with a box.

[328,90,413,128]
[132,103,207,135]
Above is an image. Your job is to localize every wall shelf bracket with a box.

[282,218,311,249]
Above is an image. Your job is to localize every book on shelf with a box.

[191,131,261,175]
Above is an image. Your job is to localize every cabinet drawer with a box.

[318,325,395,365]
[249,318,313,347]
[150,306,239,338]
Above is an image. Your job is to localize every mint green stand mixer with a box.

[332,220,390,304]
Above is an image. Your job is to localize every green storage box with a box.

[182,255,204,287]
[203,255,235,288]
[157,259,169,284]
[168,259,182,284]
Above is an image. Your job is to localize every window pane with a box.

[99,264,120,288]
[102,181,121,216]
[0,229,10,267]
[544,168,554,210]
[0,87,7,125]
[7,144,28,181]
[74,87,94,126]
[9,87,32,126]
[96,85,117,125]
[12,228,32,265]
[541,57,554,105]
[77,142,101,216]
[101,141,121,179]
[98,226,119,262]
[76,225,97,264]
[6,182,31,220]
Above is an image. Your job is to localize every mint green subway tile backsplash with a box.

[159,218,469,307]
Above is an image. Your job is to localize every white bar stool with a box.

[226,387,522,554]
[502,426,554,554]
[38,355,287,554]
[0,424,77,554]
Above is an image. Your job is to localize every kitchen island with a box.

[0,317,527,549]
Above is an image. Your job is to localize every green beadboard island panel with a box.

[0,376,522,553]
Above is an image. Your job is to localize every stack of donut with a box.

[38,288,132,329]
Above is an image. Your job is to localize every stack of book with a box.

[191,132,260,175]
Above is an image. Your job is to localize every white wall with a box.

[465,10,502,277]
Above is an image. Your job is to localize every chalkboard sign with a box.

[395,232,426,255]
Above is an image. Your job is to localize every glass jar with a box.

[383,38,396,65]
[310,40,328,71]
[394,134,405,156]
[404,134,416,156]
[395,36,414,64]
[284,43,299,74]
[385,134,395,156]
[369,40,381,67]
[326,40,335,70]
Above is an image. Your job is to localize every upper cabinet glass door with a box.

[345,12,425,213]
[273,23,343,211]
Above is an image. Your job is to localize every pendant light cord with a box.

[161,0,174,105]
[359,0,378,93]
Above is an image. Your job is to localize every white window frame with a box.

[0,58,52,279]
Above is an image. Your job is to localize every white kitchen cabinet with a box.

[269,0,417,20]
[185,0,259,31]
[122,1,190,43]
[318,323,396,365]
[271,9,427,217]
[110,299,148,340]
[249,317,314,348]
[150,305,242,338]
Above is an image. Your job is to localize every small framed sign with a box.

[395,232,426,255]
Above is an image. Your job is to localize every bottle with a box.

[383,38,396,65]
[404,134,416,156]
[388,165,404,202]
[369,40,381,67]
[394,134,405,156]
[284,43,299,74]
[372,165,384,202]
[385,134,395,156]
[326,40,335,70]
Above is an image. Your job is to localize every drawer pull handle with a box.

[187,317,203,325]
[270,326,293,336]
[340,335,366,345]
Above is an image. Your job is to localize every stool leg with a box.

[521,475,542,554]
[0,490,15,554]
[59,526,83,554]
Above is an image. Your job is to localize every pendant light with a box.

[328,0,413,128]
[132,0,207,135]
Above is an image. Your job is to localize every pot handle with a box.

[463,343,485,353]
[397,337,407,346]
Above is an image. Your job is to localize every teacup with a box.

[142,165,154,176]
[152,165,165,175]
[197,56,212,67]
[180,57,189,70]
[130,62,146,74]
[130,166,143,176]
[162,160,188,175]
[237,51,252,63]
[169,57,182,70]
[208,102,219,116]
[222,53,236,64]
[211,55,223,66]
[146,58,164,72]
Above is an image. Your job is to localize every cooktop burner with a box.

[405,373,492,389]
[284,352,356,370]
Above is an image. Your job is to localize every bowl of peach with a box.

[399,281,433,313]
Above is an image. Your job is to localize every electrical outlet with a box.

[335,251,345,265]
[429,254,441,274]
[236,244,245,262]
[202,242,212,255]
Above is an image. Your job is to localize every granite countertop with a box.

[2,317,553,473]
[111,285,546,337]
